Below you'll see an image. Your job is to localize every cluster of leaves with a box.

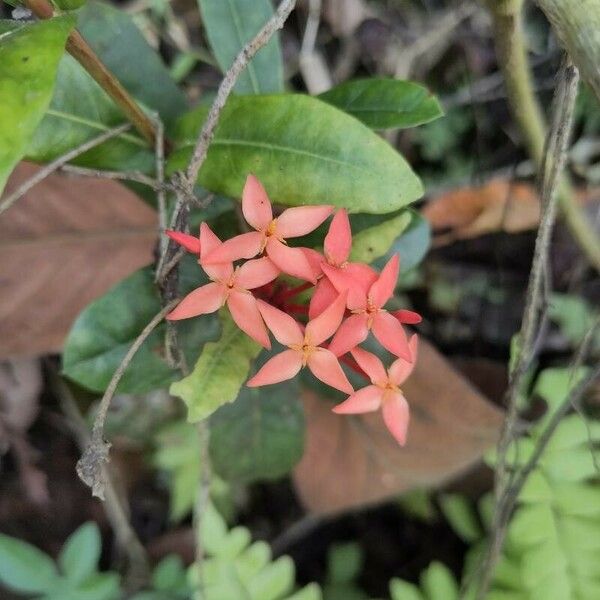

[0,504,321,600]
[390,366,600,600]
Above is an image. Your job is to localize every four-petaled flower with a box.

[326,254,411,360]
[203,174,333,283]
[333,334,418,445]
[247,293,354,394]
[166,223,279,348]
[304,209,377,319]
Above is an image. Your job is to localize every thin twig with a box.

[24,0,159,147]
[474,58,580,600]
[76,299,179,499]
[299,0,332,94]
[48,365,150,589]
[155,117,168,258]
[181,0,297,192]
[59,164,165,190]
[0,124,130,215]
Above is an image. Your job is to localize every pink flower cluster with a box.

[165,175,421,445]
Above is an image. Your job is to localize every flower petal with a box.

[381,390,410,446]
[247,349,302,387]
[242,174,272,231]
[350,347,387,385]
[321,263,367,310]
[368,254,399,309]
[166,282,226,320]
[327,313,369,356]
[324,209,352,265]
[235,257,280,290]
[308,277,338,320]
[257,300,304,346]
[227,291,271,349]
[203,231,263,264]
[166,229,201,254]
[345,262,378,291]
[302,247,325,280]
[266,238,316,283]
[388,334,419,385]
[371,311,411,361]
[197,223,233,281]
[307,348,354,394]
[332,385,383,414]
[392,309,423,325]
[199,222,222,259]
[276,205,334,238]
[305,291,347,346]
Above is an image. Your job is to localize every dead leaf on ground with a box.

[293,337,504,514]
[422,179,541,246]
[0,162,157,358]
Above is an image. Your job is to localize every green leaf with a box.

[169,95,423,213]
[319,79,443,130]
[170,310,262,422]
[0,533,58,593]
[77,1,186,125]
[210,378,304,483]
[285,584,322,600]
[74,572,121,600]
[0,16,74,193]
[62,257,220,394]
[152,555,188,594]
[59,523,102,584]
[420,562,459,600]
[438,494,482,543]
[389,578,425,600]
[349,211,412,264]
[198,0,283,95]
[27,54,154,172]
[246,556,295,600]
[326,543,363,584]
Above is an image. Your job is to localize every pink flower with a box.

[306,209,377,319]
[203,175,333,283]
[247,293,354,394]
[333,335,418,445]
[165,229,201,255]
[166,223,279,348]
[326,254,411,360]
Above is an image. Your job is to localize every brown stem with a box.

[24,0,158,147]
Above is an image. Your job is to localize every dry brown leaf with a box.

[422,179,540,246]
[0,162,156,358]
[293,337,504,514]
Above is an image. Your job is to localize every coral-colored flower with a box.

[247,293,354,394]
[333,335,418,445]
[392,309,422,324]
[306,210,377,318]
[165,228,201,255]
[166,223,279,348]
[204,175,333,283]
[326,254,411,360]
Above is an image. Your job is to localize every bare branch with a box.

[59,164,165,190]
[76,298,179,498]
[474,58,580,600]
[0,124,130,215]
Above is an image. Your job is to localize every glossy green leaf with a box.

[26,54,154,172]
[319,78,443,130]
[170,311,261,422]
[198,0,283,94]
[210,378,303,483]
[59,523,102,584]
[62,257,220,394]
[0,16,74,193]
[0,533,58,593]
[169,95,423,213]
